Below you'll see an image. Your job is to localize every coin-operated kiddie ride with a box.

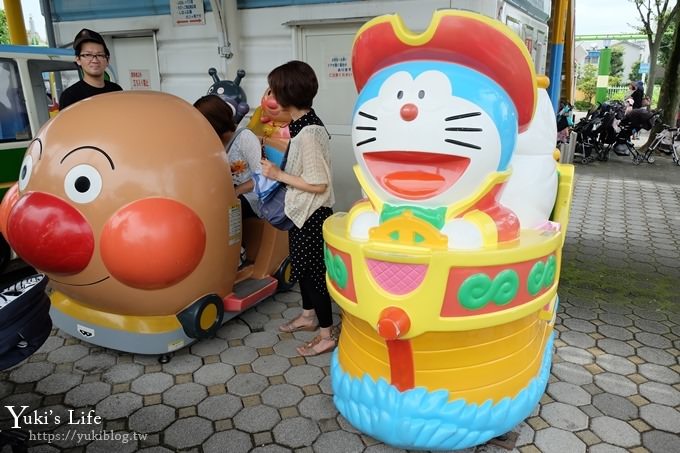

[0,92,293,356]
[323,10,574,450]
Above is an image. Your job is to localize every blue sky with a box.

[2,0,645,41]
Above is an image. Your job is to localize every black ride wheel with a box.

[275,256,296,292]
[177,294,224,340]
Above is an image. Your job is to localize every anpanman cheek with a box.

[100,198,206,290]
[6,192,94,274]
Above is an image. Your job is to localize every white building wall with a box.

[52,0,549,211]
[53,0,545,106]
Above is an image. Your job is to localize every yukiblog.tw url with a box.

[29,429,147,444]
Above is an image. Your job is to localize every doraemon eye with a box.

[18,154,33,191]
[418,90,425,99]
[397,90,404,100]
[64,164,103,204]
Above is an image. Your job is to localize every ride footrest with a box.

[223,277,278,312]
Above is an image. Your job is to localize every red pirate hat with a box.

[351,10,538,132]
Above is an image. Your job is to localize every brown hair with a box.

[193,95,236,136]
[267,60,318,109]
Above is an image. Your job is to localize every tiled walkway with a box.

[1,151,679,453]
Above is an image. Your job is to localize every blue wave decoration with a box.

[331,333,554,450]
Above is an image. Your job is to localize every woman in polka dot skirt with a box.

[261,60,337,356]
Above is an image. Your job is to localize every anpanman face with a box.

[0,92,237,315]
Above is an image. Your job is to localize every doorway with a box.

[296,22,364,212]
[111,35,161,91]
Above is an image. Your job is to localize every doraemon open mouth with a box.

[364,151,470,199]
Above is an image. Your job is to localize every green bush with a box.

[609,91,626,101]
[574,100,593,111]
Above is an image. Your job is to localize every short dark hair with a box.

[267,60,318,109]
[73,28,110,57]
[193,95,236,136]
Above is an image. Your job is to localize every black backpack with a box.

[0,274,52,371]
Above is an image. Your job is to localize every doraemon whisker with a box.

[445,112,481,121]
[356,137,377,147]
[445,127,482,132]
[359,111,378,120]
[356,126,377,131]
[445,139,481,150]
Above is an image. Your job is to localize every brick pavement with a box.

[1,150,679,453]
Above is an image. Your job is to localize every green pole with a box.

[595,47,611,103]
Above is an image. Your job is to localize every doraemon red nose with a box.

[6,192,94,274]
[400,103,418,121]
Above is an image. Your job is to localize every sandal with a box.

[279,314,318,333]
[296,330,338,357]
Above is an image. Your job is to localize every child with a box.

[194,95,262,219]
[194,95,263,266]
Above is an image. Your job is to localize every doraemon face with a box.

[352,61,518,207]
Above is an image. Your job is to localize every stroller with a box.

[572,101,623,163]
[610,108,661,164]
[648,123,680,166]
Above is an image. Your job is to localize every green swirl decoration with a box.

[527,261,545,295]
[458,270,519,310]
[324,245,348,289]
[494,270,520,305]
[545,255,556,286]
[527,255,557,296]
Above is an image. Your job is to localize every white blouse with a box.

[284,125,335,228]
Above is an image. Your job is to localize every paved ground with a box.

[1,146,679,453]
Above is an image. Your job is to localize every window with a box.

[27,59,81,124]
[0,59,31,143]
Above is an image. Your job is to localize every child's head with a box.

[193,95,237,139]
[267,60,318,109]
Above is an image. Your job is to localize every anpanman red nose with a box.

[265,98,279,110]
[400,103,418,121]
[6,192,94,274]
[100,198,206,290]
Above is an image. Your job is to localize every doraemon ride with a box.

[324,10,575,451]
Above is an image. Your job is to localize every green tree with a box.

[659,20,677,66]
[577,63,598,104]
[629,60,642,81]
[644,15,680,149]
[632,0,680,98]
[610,46,625,78]
[0,10,10,44]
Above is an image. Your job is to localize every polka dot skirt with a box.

[289,206,333,294]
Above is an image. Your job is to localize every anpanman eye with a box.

[64,164,103,204]
[18,155,33,191]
